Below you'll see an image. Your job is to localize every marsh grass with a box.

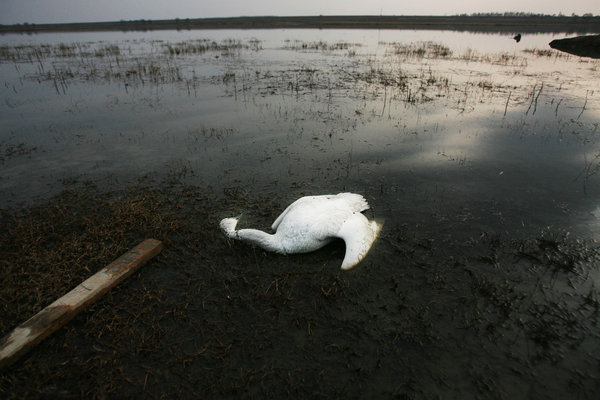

[0,42,121,63]
[216,56,463,108]
[1,39,262,92]
[383,40,452,58]
[40,54,187,90]
[0,39,254,63]
[93,44,121,58]
[283,39,361,52]
[2,37,549,111]
[162,38,261,57]
[207,39,536,113]
[522,48,563,57]
[458,47,530,66]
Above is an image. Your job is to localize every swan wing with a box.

[275,202,357,252]
[335,213,382,270]
[271,196,308,231]
[271,193,369,231]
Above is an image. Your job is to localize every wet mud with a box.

[0,180,599,399]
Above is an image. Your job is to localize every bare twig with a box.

[504,90,511,117]
[577,90,589,120]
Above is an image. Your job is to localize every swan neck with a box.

[236,229,285,254]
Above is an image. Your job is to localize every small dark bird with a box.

[513,33,522,43]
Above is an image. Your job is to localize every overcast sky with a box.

[1,0,599,25]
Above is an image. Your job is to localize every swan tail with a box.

[337,192,370,213]
[337,214,382,270]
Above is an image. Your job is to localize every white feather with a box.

[220,193,382,269]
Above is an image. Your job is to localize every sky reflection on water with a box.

[1,29,599,239]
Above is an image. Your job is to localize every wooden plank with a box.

[0,238,163,370]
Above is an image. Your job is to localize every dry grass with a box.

[0,184,187,335]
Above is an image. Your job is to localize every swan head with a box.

[220,217,240,238]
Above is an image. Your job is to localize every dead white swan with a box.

[220,193,382,270]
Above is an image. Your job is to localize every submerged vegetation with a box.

[0,37,574,106]
[0,42,120,62]
[162,38,261,56]
[385,40,452,58]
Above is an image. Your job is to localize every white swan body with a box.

[220,193,382,270]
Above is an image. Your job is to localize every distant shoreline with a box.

[2,15,600,34]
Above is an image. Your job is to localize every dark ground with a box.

[550,34,600,58]
[2,15,600,34]
[1,178,599,399]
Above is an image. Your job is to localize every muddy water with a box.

[1,29,600,398]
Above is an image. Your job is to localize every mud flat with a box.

[1,180,599,399]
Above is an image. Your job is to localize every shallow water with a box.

[1,29,600,398]
[1,29,599,235]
